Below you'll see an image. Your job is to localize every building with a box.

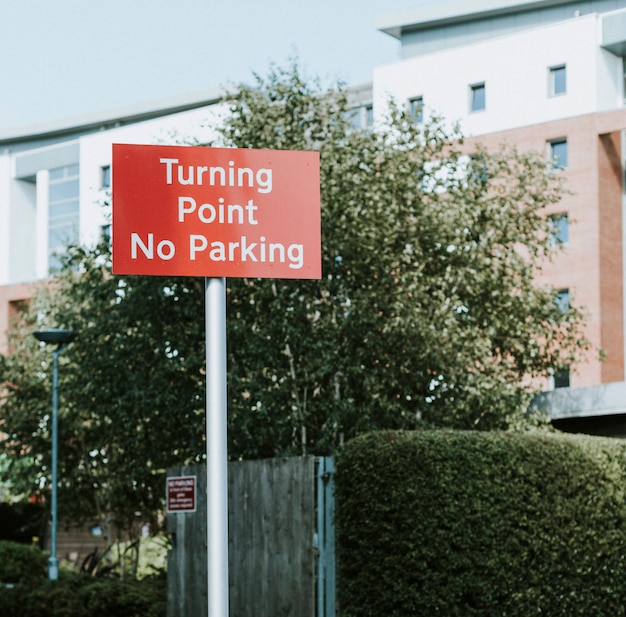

[0,89,225,354]
[2,0,625,436]
[374,0,626,434]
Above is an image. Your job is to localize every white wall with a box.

[0,102,228,287]
[0,153,10,285]
[78,103,227,249]
[374,13,611,137]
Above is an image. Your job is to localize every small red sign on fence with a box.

[167,475,197,513]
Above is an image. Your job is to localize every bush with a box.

[0,540,166,617]
[335,430,626,617]
[0,540,47,584]
[0,574,166,617]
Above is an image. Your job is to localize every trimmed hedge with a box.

[0,574,166,617]
[335,430,626,617]
[0,540,47,584]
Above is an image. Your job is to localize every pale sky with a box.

[0,0,433,134]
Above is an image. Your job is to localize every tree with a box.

[0,63,589,530]
[0,257,206,544]
[221,63,589,447]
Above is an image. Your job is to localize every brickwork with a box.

[466,109,626,388]
[0,282,36,355]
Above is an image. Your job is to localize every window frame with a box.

[101,165,111,189]
[469,82,486,113]
[553,366,571,389]
[548,138,568,169]
[549,64,567,97]
[408,96,424,123]
[549,212,569,246]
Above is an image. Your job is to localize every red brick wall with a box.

[467,110,626,388]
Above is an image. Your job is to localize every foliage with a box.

[0,265,206,539]
[335,430,626,617]
[0,563,165,617]
[0,62,589,527]
[220,62,588,451]
[82,535,169,580]
[0,540,47,584]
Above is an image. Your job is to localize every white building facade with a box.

[0,91,225,352]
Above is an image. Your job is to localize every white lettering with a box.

[257,169,272,193]
[189,235,208,260]
[246,199,259,224]
[160,158,178,184]
[210,242,226,261]
[160,159,272,193]
[179,196,196,222]
[131,233,175,261]
[240,236,257,262]
[131,232,153,259]
[157,240,175,260]
[178,196,258,225]
[198,202,217,224]
[186,234,304,269]
[178,165,194,185]
[287,244,304,269]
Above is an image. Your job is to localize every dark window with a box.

[549,139,568,168]
[470,83,486,112]
[102,165,111,188]
[554,367,570,388]
[549,212,569,245]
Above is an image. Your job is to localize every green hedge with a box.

[0,540,47,584]
[0,541,166,617]
[335,430,626,617]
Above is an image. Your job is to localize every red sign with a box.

[112,144,321,279]
[166,475,197,513]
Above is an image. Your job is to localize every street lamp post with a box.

[33,328,78,581]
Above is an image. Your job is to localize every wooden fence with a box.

[167,456,335,617]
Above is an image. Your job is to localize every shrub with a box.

[0,540,47,584]
[335,430,626,617]
[0,540,166,617]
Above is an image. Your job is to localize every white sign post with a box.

[205,277,229,617]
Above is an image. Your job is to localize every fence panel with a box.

[167,456,317,617]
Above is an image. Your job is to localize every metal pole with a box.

[49,347,60,581]
[205,277,229,617]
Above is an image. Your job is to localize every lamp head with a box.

[33,329,78,346]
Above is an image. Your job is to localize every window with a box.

[549,138,568,168]
[556,288,570,313]
[470,83,485,112]
[549,212,569,245]
[554,367,570,388]
[101,165,111,188]
[549,65,566,96]
[468,154,488,185]
[101,224,111,243]
[48,164,80,272]
[552,289,571,389]
[409,96,424,123]
[344,105,373,130]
